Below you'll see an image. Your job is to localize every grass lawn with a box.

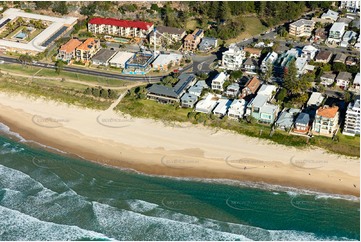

[311,134,360,157]
[27,28,43,42]
[0,63,131,87]
[226,16,268,44]
[117,97,191,123]
[185,19,199,31]
[0,75,113,110]
[7,25,26,39]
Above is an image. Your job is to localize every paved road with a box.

[0,55,196,83]
[192,54,217,73]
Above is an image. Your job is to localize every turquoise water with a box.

[0,123,359,241]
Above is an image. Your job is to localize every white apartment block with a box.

[221,43,246,70]
[343,99,360,136]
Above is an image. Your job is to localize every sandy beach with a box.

[0,91,359,196]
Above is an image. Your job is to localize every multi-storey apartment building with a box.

[340,0,360,12]
[289,19,315,37]
[149,26,186,46]
[75,38,100,62]
[88,18,154,38]
[343,99,360,136]
[211,72,229,91]
[221,43,246,70]
[183,29,204,51]
[312,106,339,136]
[57,38,82,63]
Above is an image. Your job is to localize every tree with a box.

[347,65,360,75]
[84,87,92,95]
[108,89,118,99]
[344,91,352,103]
[283,59,299,95]
[151,4,160,12]
[218,2,231,21]
[80,3,96,16]
[230,70,243,81]
[19,54,32,66]
[161,76,178,86]
[35,1,52,10]
[55,60,64,75]
[100,88,108,98]
[263,61,274,83]
[276,88,287,102]
[92,88,100,97]
[332,62,347,72]
[52,2,68,15]
[321,63,332,72]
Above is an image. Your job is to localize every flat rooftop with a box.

[0,8,77,53]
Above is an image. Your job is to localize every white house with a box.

[336,72,352,89]
[328,22,346,44]
[213,98,232,117]
[307,92,325,108]
[321,9,339,22]
[211,72,229,91]
[301,45,318,60]
[320,72,336,86]
[195,93,219,114]
[295,57,308,76]
[312,106,339,136]
[261,51,278,73]
[228,99,247,119]
[343,31,358,43]
[221,43,246,70]
[257,84,277,101]
[353,73,360,90]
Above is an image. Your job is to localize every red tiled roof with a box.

[317,106,339,118]
[245,76,261,93]
[89,17,153,30]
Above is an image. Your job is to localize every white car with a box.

[0,60,4,64]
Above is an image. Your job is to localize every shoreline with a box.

[0,92,359,196]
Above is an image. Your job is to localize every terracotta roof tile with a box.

[317,106,339,118]
[60,39,82,53]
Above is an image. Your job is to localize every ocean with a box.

[0,123,359,241]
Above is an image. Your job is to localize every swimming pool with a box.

[15,32,27,39]
[113,37,129,43]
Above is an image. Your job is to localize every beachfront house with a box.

[312,106,339,136]
[147,73,196,103]
[211,72,229,91]
[261,51,278,73]
[195,93,219,114]
[226,83,240,98]
[180,93,198,108]
[228,99,247,119]
[275,108,301,131]
[246,94,279,124]
[213,98,232,117]
[188,80,208,97]
[294,112,311,133]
